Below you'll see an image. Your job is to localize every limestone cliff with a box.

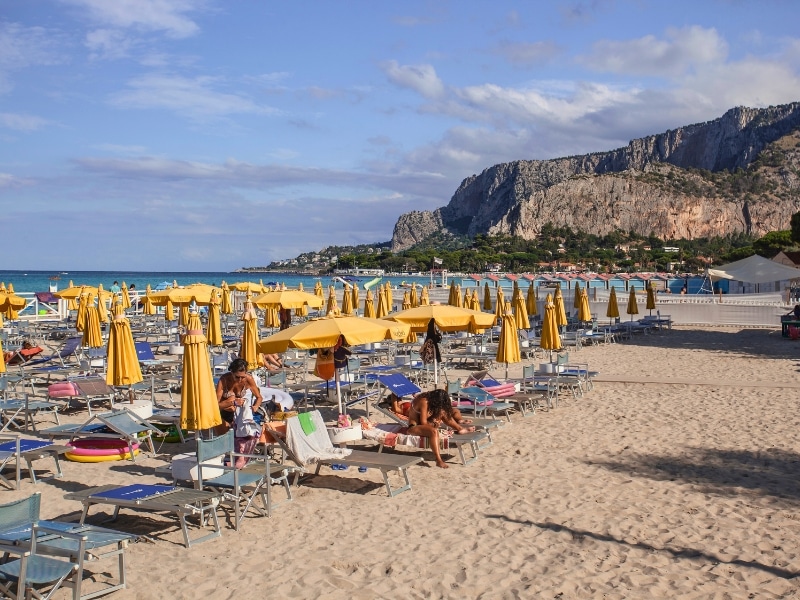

[392,103,800,250]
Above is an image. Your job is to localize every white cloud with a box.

[380,60,445,99]
[60,0,204,39]
[109,74,279,119]
[85,28,136,60]
[0,113,49,132]
[493,40,561,67]
[0,22,65,70]
[580,26,728,77]
[0,173,31,189]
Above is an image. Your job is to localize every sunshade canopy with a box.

[707,254,800,284]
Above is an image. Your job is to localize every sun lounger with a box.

[65,484,222,548]
[0,393,61,434]
[0,435,69,489]
[465,371,543,417]
[285,411,422,497]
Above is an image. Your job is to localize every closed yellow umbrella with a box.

[627,287,639,321]
[82,302,103,348]
[97,293,110,324]
[526,282,538,317]
[512,287,530,330]
[646,283,656,314]
[553,285,568,328]
[180,312,222,432]
[385,283,393,313]
[351,284,359,313]
[470,289,480,311]
[447,281,458,306]
[483,283,492,310]
[401,290,411,310]
[141,287,157,316]
[75,290,89,332]
[327,286,339,315]
[494,287,505,321]
[0,339,5,374]
[120,282,132,310]
[363,289,376,318]
[578,287,592,323]
[106,302,143,388]
[453,284,462,308]
[410,285,419,308]
[221,282,233,315]
[496,307,521,379]
[341,286,354,315]
[540,293,562,355]
[463,287,471,309]
[240,293,260,371]
[314,280,324,300]
[376,289,388,318]
[573,282,582,310]
[607,287,620,323]
[420,286,430,306]
[207,289,223,347]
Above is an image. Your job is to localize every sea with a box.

[0,270,449,295]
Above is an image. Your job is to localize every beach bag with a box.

[420,339,436,364]
[313,348,335,380]
[234,401,261,439]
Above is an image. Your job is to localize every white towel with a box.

[285,410,351,466]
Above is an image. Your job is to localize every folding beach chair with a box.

[0,492,134,600]
[284,411,422,497]
[0,435,67,489]
[196,429,293,530]
[453,386,515,422]
[0,393,61,434]
[466,370,544,417]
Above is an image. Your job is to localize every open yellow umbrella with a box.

[0,286,25,320]
[54,280,84,311]
[607,287,620,323]
[180,312,222,432]
[646,283,656,315]
[496,307,521,379]
[240,293,260,370]
[207,289,223,347]
[540,293,562,356]
[221,282,233,315]
[385,304,496,334]
[327,286,339,316]
[483,283,492,310]
[526,282,538,317]
[341,286,354,315]
[401,290,411,310]
[82,302,103,348]
[410,285,419,308]
[627,288,639,321]
[106,302,143,388]
[553,285,568,328]
[363,289,376,318]
[420,286,430,306]
[578,287,592,323]
[376,289,388,318]
[512,287,530,330]
[230,281,265,294]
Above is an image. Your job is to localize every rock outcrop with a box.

[392,103,800,250]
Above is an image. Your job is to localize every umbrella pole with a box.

[434,354,438,386]
[335,369,343,415]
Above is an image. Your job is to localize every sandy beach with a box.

[7,325,800,599]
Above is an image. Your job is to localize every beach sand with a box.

[10,326,800,599]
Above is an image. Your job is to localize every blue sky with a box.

[2,0,799,271]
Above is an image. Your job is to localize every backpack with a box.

[314,348,336,380]
[420,339,436,364]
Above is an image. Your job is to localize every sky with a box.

[2,0,800,272]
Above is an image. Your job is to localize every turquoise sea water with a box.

[0,270,446,295]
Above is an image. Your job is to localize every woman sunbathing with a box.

[403,389,476,469]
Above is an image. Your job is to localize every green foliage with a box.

[752,230,793,258]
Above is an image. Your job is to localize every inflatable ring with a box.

[154,423,188,443]
[65,439,140,462]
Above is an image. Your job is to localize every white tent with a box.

[707,254,800,284]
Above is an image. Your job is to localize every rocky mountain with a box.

[391,103,800,250]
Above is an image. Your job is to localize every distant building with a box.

[773,251,800,268]
[663,246,680,253]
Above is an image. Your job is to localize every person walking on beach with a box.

[110,281,121,294]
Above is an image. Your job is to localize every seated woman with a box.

[215,358,263,433]
[403,389,475,469]
[259,352,283,369]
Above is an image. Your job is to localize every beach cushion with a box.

[47,381,80,398]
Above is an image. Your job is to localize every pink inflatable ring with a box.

[66,438,140,460]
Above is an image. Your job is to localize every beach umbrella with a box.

[363,289,376,318]
[463,287,471,310]
[75,291,91,332]
[141,287,157,316]
[420,286,430,306]
[376,289,388,318]
[82,302,103,348]
[626,288,639,321]
[164,298,176,322]
[578,287,592,323]
[470,289,480,311]
[512,287,530,330]
[180,304,191,327]
[646,283,656,315]
[385,304,496,334]
[230,281,265,294]
[120,282,132,310]
[454,284,463,308]
[526,282,538,317]
[385,283,393,313]
[401,290,411,310]
[253,290,323,317]
[483,283,492,310]
[553,285,568,328]
[106,302,143,389]
[180,312,222,433]
[258,315,411,414]
[351,284,359,314]
[494,287,505,321]
[573,282,582,310]
[447,281,458,306]
[607,287,620,323]
[264,306,280,328]
[341,286,354,315]
[314,280,324,300]
[0,285,25,320]
[240,293,260,371]
[0,339,5,374]
[221,282,233,315]
[54,281,84,311]
[540,293,562,357]
[97,293,110,324]
[327,286,339,316]
[206,290,223,347]
[410,285,419,308]
[496,307,521,380]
